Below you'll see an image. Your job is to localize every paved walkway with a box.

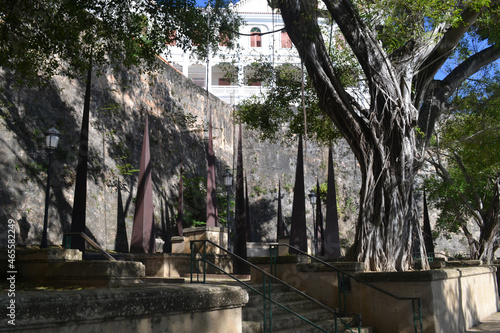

[468,312,500,332]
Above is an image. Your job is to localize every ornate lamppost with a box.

[223,169,233,250]
[308,189,317,256]
[41,127,60,248]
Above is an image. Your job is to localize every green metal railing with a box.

[268,243,424,333]
[190,239,361,333]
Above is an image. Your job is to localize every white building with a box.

[163,0,302,105]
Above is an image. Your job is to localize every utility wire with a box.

[233,28,285,36]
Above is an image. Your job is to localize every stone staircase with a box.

[239,283,373,333]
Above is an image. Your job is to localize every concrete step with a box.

[241,281,367,333]
[272,318,338,333]
[203,279,371,332]
[245,290,313,307]
[244,299,327,321]
[268,308,338,329]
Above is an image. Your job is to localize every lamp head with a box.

[308,190,317,205]
[223,169,233,188]
[45,127,60,150]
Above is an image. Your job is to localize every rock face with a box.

[0,59,466,257]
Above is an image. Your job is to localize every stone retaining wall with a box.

[0,284,248,333]
[0,61,235,251]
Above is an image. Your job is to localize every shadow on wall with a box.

[247,197,277,242]
[0,60,234,251]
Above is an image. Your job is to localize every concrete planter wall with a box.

[255,259,498,333]
[0,284,248,333]
[350,266,498,332]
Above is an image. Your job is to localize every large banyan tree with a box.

[276,0,500,271]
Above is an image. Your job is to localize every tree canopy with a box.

[264,0,500,271]
[0,0,240,83]
[426,72,500,263]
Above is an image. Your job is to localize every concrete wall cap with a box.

[7,248,82,262]
[354,266,495,282]
[1,284,248,328]
[44,261,146,278]
[455,265,497,277]
[184,226,228,234]
[171,236,188,242]
[297,261,366,273]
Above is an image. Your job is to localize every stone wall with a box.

[0,60,235,251]
[0,57,362,253]
[241,129,361,245]
[0,55,473,257]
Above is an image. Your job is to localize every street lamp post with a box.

[308,189,317,256]
[41,127,60,248]
[223,169,233,251]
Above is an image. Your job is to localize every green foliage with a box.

[357,0,492,53]
[0,0,241,85]
[116,163,139,176]
[253,184,267,196]
[110,139,137,176]
[27,161,47,177]
[313,181,328,202]
[426,72,500,238]
[237,17,367,145]
[313,181,357,221]
[181,173,207,227]
[178,172,234,228]
[217,196,235,227]
[237,63,342,144]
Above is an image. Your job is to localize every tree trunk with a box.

[348,124,428,271]
[278,0,431,271]
[477,178,500,264]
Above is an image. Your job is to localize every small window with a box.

[281,30,292,48]
[250,27,262,48]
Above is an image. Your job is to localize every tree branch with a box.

[413,2,498,102]
[417,45,500,159]
[426,153,450,181]
[323,0,400,97]
[441,45,500,93]
[485,176,500,230]
[453,151,484,212]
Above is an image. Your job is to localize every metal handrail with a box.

[190,239,361,333]
[269,243,423,333]
[63,232,116,261]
